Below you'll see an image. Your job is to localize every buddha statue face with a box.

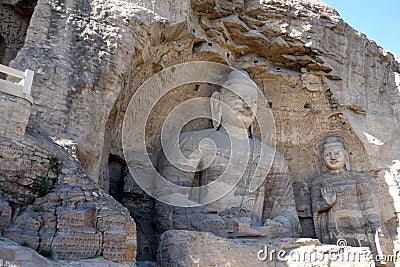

[219,87,258,129]
[323,141,346,171]
[211,71,259,131]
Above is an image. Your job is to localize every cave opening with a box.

[107,153,157,262]
[0,35,6,79]
[0,35,6,64]
[0,0,38,66]
[108,154,126,202]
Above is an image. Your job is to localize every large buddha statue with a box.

[311,136,382,253]
[155,70,300,239]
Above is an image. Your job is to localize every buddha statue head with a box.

[210,71,259,137]
[322,136,350,172]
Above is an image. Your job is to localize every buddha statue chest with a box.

[186,131,271,220]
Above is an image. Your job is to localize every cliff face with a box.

[1,0,399,264]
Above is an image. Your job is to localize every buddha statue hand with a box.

[321,187,337,206]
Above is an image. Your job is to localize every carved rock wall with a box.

[5,0,400,263]
[0,134,50,207]
[0,236,136,267]
[10,0,167,184]
[0,131,137,263]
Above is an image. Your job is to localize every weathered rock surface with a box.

[0,236,54,266]
[0,236,136,267]
[0,90,32,139]
[9,0,399,231]
[0,0,399,264]
[157,230,375,267]
[0,130,137,263]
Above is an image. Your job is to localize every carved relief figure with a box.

[156,71,300,238]
[312,136,381,252]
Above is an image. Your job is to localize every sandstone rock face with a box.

[0,134,49,206]
[1,0,399,264]
[0,199,11,233]
[0,236,136,267]
[158,230,375,267]
[0,90,32,139]
[11,0,399,225]
[9,0,167,185]
[0,131,137,263]
[0,236,54,267]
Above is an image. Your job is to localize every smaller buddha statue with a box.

[311,136,382,254]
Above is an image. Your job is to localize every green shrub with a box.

[49,156,60,176]
[34,172,52,197]
[22,240,30,247]
[39,247,53,257]
[33,205,42,212]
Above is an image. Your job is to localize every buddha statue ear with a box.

[211,91,222,129]
[344,149,351,171]
[340,140,351,170]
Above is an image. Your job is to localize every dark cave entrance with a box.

[108,154,125,202]
[0,35,6,79]
[0,35,6,64]
[0,0,38,66]
[107,154,157,262]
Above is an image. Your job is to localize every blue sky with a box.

[324,0,399,58]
